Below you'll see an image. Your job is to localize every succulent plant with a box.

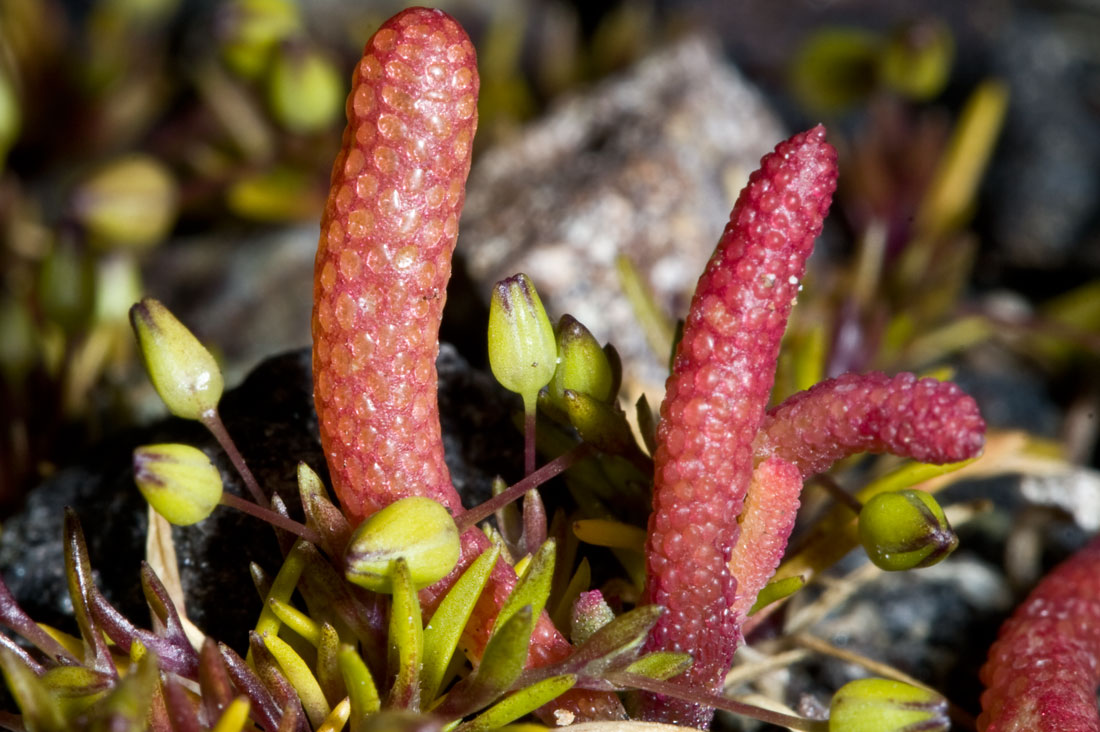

[4,6,1053,732]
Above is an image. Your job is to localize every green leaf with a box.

[338,644,381,730]
[435,606,535,720]
[210,698,252,732]
[0,648,67,731]
[748,575,806,616]
[262,632,331,728]
[493,540,555,639]
[387,558,423,710]
[250,539,309,658]
[622,651,692,681]
[422,545,500,703]
[564,604,663,676]
[316,623,344,707]
[458,675,576,732]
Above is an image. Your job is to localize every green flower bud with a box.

[129,297,224,420]
[562,389,637,456]
[487,274,558,410]
[570,589,614,645]
[345,497,460,594]
[858,490,957,571]
[219,0,301,79]
[267,43,342,134]
[133,443,223,525]
[548,315,615,412]
[72,155,178,251]
[828,678,949,732]
[878,20,953,101]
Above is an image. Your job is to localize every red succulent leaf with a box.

[979,534,1100,732]
[311,8,622,720]
[640,126,838,727]
[754,370,985,477]
[727,457,803,623]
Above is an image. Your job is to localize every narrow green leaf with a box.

[565,604,662,675]
[748,575,806,616]
[316,623,344,707]
[268,598,321,646]
[387,558,423,711]
[493,540,555,639]
[251,540,309,660]
[458,675,576,732]
[0,648,67,731]
[422,545,500,703]
[262,632,331,728]
[435,606,535,720]
[622,651,692,681]
[338,644,380,732]
[210,697,251,732]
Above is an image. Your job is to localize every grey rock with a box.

[460,36,785,397]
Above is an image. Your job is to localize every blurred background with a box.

[1,0,1097,527]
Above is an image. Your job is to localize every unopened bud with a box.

[549,315,615,411]
[858,490,957,571]
[267,43,342,134]
[345,497,460,593]
[571,590,615,645]
[134,444,223,525]
[487,274,557,409]
[72,155,178,251]
[829,678,949,732]
[563,389,636,456]
[130,297,224,420]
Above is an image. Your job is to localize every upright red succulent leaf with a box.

[754,371,986,478]
[979,534,1100,732]
[312,8,622,720]
[640,126,838,727]
[313,6,476,523]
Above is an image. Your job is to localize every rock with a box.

[0,344,522,651]
[460,36,785,398]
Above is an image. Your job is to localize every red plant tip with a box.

[640,126,838,728]
[979,534,1100,732]
[312,7,478,523]
[755,371,986,478]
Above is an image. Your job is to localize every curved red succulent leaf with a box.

[979,534,1100,732]
[640,126,838,727]
[754,371,986,477]
[311,9,622,720]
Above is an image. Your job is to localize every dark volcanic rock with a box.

[0,344,521,652]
